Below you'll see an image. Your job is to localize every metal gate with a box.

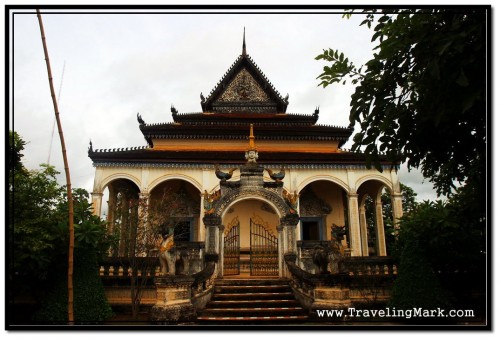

[223,217,240,276]
[250,217,279,276]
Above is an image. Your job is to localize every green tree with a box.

[316,9,487,316]
[389,239,453,313]
[316,9,487,198]
[9,132,113,323]
[10,163,65,286]
[33,191,113,324]
[389,192,485,312]
[9,130,27,173]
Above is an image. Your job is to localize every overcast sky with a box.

[10,8,441,201]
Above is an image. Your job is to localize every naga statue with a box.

[158,230,176,275]
[265,166,285,182]
[329,224,347,274]
[215,164,237,182]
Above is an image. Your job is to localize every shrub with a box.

[33,247,112,324]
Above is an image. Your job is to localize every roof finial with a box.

[245,124,259,163]
[249,123,255,150]
[242,27,247,56]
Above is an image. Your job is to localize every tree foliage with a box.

[10,161,111,284]
[10,163,65,282]
[9,132,113,322]
[317,10,487,315]
[317,9,487,197]
[389,239,453,312]
[395,187,485,274]
[33,247,113,324]
[389,184,486,311]
[9,130,27,173]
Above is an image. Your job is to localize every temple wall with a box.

[91,164,401,256]
[92,162,399,197]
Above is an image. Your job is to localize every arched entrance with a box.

[102,178,140,257]
[203,182,298,278]
[221,199,280,276]
[356,178,394,256]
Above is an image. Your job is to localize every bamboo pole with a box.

[36,9,75,324]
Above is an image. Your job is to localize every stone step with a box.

[196,315,310,324]
[212,292,295,301]
[215,278,286,286]
[200,306,306,317]
[196,278,309,324]
[207,299,301,309]
[214,284,291,294]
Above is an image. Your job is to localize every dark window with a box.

[301,218,324,240]
[174,219,193,242]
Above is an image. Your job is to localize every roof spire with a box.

[245,123,259,163]
[248,123,255,150]
[242,27,247,56]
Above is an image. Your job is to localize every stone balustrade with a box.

[342,256,398,276]
[285,254,398,318]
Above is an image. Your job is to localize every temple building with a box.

[88,33,404,283]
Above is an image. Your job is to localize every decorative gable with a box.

[216,68,271,103]
[201,44,289,113]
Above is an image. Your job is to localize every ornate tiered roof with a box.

[89,32,372,167]
[138,121,352,148]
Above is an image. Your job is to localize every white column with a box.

[295,199,302,241]
[277,225,284,277]
[348,194,362,257]
[140,167,150,192]
[391,193,404,230]
[359,205,369,256]
[218,225,225,278]
[137,192,150,255]
[199,193,205,242]
[90,192,103,217]
[375,199,387,256]
[200,168,212,242]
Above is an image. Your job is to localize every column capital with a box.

[203,215,222,227]
[91,192,103,197]
[348,193,359,199]
[280,213,299,226]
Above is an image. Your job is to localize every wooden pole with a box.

[36,9,75,324]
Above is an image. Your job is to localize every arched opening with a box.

[357,179,393,256]
[221,198,280,276]
[298,180,348,244]
[149,179,201,242]
[102,178,140,257]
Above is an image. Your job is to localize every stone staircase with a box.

[197,278,309,324]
